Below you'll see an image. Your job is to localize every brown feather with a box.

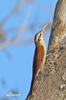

[29,44,44,94]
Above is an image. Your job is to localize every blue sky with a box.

[0,0,57,100]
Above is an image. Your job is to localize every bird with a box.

[29,24,48,95]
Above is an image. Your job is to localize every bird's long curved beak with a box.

[42,24,49,33]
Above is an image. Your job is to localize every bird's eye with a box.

[38,38,40,41]
[38,34,41,41]
[39,34,41,38]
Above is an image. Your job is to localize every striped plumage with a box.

[29,30,46,95]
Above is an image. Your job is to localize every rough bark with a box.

[26,0,66,100]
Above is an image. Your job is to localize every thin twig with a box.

[0,0,30,27]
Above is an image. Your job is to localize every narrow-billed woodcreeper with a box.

[29,24,48,95]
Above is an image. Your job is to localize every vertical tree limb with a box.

[26,0,66,100]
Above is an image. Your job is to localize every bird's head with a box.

[34,30,44,46]
[34,24,48,46]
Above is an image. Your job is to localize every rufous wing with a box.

[33,45,44,77]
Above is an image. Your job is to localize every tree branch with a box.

[26,0,66,99]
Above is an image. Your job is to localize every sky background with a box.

[0,0,57,100]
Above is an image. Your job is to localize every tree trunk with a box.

[26,0,66,100]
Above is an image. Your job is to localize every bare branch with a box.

[11,4,32,41]
[0,0,30,27]
[0,22,51,50]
